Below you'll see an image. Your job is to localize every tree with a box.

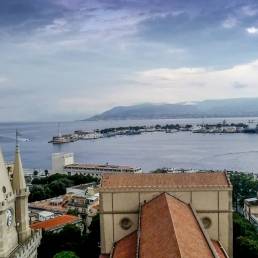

[229,172,258,210]
[233,213,258,258]
[54,251,79,258]
[30,174,99,202]
[38,224,82,258]
[67,208,79,216]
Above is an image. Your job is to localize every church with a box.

[99,172,233,258]
[0,144,41,258]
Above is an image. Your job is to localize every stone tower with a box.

[0,149,18,257]
[12,143,31,243]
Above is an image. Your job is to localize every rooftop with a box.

[64,163,138,170]
[31,215,81,231]
[139,193,216,258]
[112,231,137,258]
[67,183,96,190]
[245,197,258,205]
[111,193,228,258]
[38,211,54,216]
[101,172,231,190]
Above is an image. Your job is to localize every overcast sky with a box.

[1,0,258,121]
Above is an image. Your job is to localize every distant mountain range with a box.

[86,98,258,120]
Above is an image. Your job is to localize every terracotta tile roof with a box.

[31,215,81,231]
[101,172,230,189]
[101,193,231,258]
[212,240,228,258]
[112,231,137,258]
[139,193,217,258]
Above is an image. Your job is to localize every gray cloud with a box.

[232,82,248,89]
[0,0,258,121]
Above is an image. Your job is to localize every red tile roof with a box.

[139,193,217,258]
[102,193,229,258]
[31,215,81,231]
[212,240,229,258]
[101,172,231,189]
[112,231,137,258]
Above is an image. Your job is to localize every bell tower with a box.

[0,149,18,257]
[12,134,31,243]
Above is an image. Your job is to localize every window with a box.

[120,217,133,230]
[201,217,212,229]
[2,186,6,193]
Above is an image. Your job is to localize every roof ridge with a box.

[164,194,183,258]
[189,204,219,258]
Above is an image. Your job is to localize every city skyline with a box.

[1,0,258,121]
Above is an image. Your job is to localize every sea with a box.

[1,117,258,173]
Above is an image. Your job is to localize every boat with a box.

[51,135,71,144]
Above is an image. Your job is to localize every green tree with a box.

[54,251,79,258]
[67,208,79,216]
[233,213,258,258]
[229,172,258,210]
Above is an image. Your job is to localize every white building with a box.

[37,211,55,222]
[243,196,258,225]
[52,153,74,172]
[66,183,96,197]
[64,163,142,178]
[52,153,142,178]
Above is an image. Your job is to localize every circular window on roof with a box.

[120,217,133,230]
[2,186,6,194]
[202,217,212,229]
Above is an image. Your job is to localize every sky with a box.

[1,0,258,121]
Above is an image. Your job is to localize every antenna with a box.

[16,129,19,149]
[15,129,19,151]
[58,123,61,137]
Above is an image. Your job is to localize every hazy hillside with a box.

[86,98,258,120]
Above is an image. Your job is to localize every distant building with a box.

[99,172,233,258]
[51,152,142,177]
[243,196,258,225]
[31,215,82,233]
[38,211,55,221]
[64,163,142,177]
[52,153,74,172]
[29,183,100,218]
[66,182,97,197]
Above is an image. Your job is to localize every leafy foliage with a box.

[229,172,258,209]
[54,251,79,258]
[233,213,258,258]
[38,215,100,258]
[29,174,99,202]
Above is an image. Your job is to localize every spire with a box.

[12,131,27,192]
[0,147,14,201]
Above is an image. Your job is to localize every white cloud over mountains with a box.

[136,60,258,102]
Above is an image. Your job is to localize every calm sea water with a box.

[1,117,258,172]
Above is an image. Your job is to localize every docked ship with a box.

[49,123,73,144]
[50,135,71,144]
[243,122,258,134]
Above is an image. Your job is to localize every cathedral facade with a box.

[0,145,41,258]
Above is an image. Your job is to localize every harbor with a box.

[49,120,258,144]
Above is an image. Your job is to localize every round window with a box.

[202,217,212,229]
[120,217,133,230]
